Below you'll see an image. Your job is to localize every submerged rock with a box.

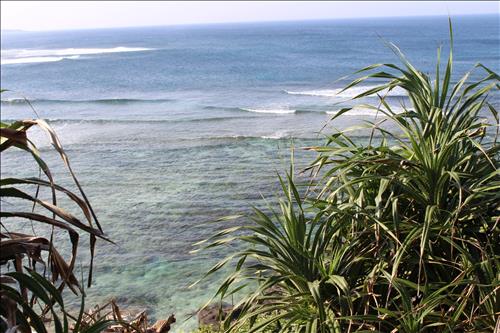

[198,302,236,328]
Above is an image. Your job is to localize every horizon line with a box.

[2,12,498,33]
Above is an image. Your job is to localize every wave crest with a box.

[241,108,296,114]
[1,98,173,105]
[285,85,407,98]
[1,55,80,65]
[1,46,154,65]
[326,106,406,116]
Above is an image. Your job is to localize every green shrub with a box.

[195,21,499,332]
[0,95,112,332]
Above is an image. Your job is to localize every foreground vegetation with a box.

[0,98,113,332]
[195,23,499,332]
[0,95,174,332]
[1,21,498,333]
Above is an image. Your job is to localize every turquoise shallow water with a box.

[1,15,499,331]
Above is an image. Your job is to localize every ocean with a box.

[1,15,498,331]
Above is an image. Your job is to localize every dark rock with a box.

[198,302,234,328]
[148,314,176,333]
[260,284,285,305]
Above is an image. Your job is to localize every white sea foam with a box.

[1,47,153,65]
[241,108,296,114]
[1,55,80,65]
[326,105,406,116]
[285,85,407,98]
[261,130,290,139]
[286,89,339,97]
[2,46,153,57]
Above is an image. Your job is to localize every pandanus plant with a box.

[0,92,111,332]
[0,93,175,333]
[195,21,499,332]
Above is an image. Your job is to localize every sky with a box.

[1,1,498,31]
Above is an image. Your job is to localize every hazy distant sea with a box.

[1,15,498,331]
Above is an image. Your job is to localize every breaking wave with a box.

[325,106,406,116]
[1,46,154,65]
[1,98,174,105]
[1,55,80,65]
[240,108,296,114]
[284,85,407,98]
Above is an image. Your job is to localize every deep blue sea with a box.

[1,15,499,331]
